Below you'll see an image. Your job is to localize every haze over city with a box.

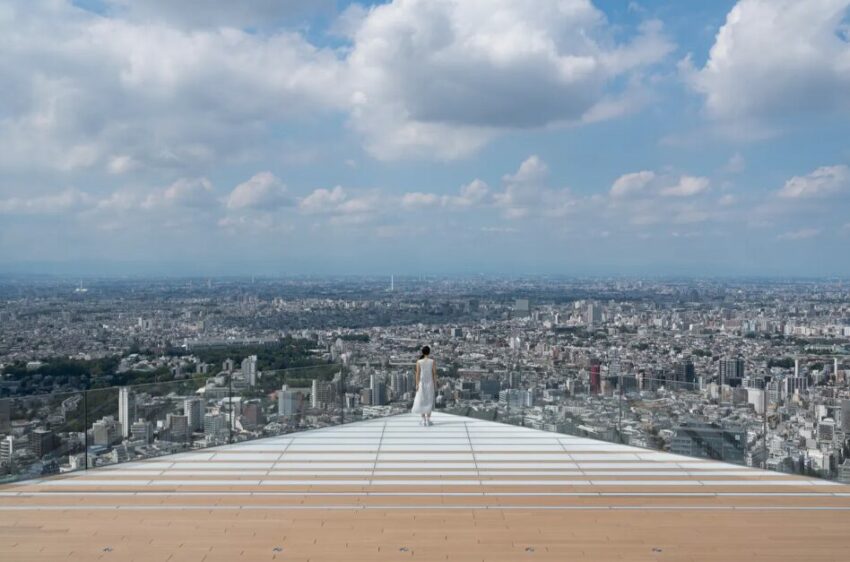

[2,0,850,276]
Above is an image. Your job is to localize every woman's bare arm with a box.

[415,361,420,388]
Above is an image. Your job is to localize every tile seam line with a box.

[464,420,482,485]
[4,505,850,512]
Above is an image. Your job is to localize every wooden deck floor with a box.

[2,413,849,561]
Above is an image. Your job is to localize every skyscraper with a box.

[370,374,387,406]
[241,355,258,387]
[278,385,301,416]
[204,413,226,437]
[130,419,154,444]
[719,358,744,388]
[32,429,55,459]
[166,414,190,443]
[0,435,13,464]
[118,387,135,439]
[585,303,602,326]
[92,417,121,447]
[312,379,335,408]
[841,400,850,433]
[589,361,601,395]
[675,360,696,387]
[184,398,202,432]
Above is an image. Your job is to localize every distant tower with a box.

[391,275,394,292]
[118,387,135,439]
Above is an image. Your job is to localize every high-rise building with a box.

[675,360,696,387]
[0,435,13,464]
[130,418,154,444]
[370,375,387,406]
[783,376,808,398]
[0,398,10,434]
[718,358,745,388]
[589,362,601,395]
[390,373,409,399]
[479,379,500,399]
[241,402,263,428]
[498,389,533,408]
[166,414,190,443]
[278,385,301,416]
[670,422,745,464]
[312,379,336,408]
[222,358,235,373]
[184,398,203,432]
[118,387,135,439]
[241,355,258,386]
[507,372,521,389]
[92,417,121,447]
[204,413,226,437]
[585,303,602,326]
[841,400,850,433]
[817,419,836,443]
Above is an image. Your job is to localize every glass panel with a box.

[90,377,225,466]
[621,376,749,466]
[342,362,420,423]
[230,364,345,442]
[0,391,87,484]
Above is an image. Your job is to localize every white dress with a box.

[411,357,435,414]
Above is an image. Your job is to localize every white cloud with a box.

[107,155,139,175]
[610,171,655,198]
[494,156,575,219]
[346,0,673,159]
[778,228,821,240]
[227,172,291,210]
[0,189,92,215]
[778,165,850,199]
[719,194,737,207]
[299,186,348,214]
[684,0,850,123]
[402,179,490,211]
[443,179,490,209]
[401,192,440,209]
[660,176,710,197]
[159,178,217,208]
[0,0,345,177]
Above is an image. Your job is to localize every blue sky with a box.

[1,0,849,276]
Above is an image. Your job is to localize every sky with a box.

[1,0,849,277]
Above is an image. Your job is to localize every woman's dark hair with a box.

[420,345,430,359]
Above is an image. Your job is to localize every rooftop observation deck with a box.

[2,412,850,561]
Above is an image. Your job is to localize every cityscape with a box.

[2,276,849,484]
[3,0,850,559]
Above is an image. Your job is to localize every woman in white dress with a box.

[411,345,437,426]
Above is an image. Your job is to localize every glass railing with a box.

[0,363,354,484]
[1,364,841,484]
[444,374,832,479]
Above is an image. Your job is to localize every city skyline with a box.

[2,0,850,275]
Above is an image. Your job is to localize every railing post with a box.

[618,373,623,444]
[228,374,233,444]
[84,390,89,471]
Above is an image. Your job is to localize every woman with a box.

[411,345,437,426]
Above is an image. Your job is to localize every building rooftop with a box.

[2,412,850,561]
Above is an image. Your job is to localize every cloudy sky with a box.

[2,0,850,276]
